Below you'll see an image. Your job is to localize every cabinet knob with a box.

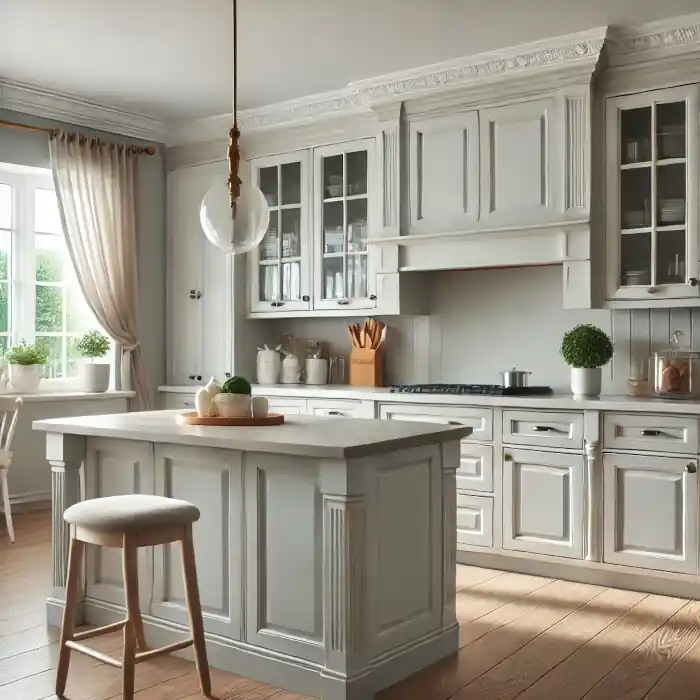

[302,295,310,302]
[337,299,350,306]
[189,290,196,299]
[504,453,513,462]
[687,462,697,474]
[369,294,377,301]
[196,375,202,381]
[225,372,231,378]
[690,278,699,287]
[188,375,195,380]
[271,301,285,308]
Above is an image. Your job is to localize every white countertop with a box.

[159,384,700,415]
[32,410,472,459]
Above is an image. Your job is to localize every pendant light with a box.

[200,0,269,254]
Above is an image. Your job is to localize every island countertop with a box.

[33,409,472,459]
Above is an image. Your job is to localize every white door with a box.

[605,84,700,301]
[603,453,698,574]
[408,112,480,234]
[503,448,584,559]
[249,151,312,314]
[313,139,378,312]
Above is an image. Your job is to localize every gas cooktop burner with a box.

[389,384,553,396]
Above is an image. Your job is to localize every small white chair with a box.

[0,396,22,544]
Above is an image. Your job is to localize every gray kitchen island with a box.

[34,410,471,700]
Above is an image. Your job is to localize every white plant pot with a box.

[571,367,602,397]
[214,393,251,418]
[9,364,42,393]
[79,362,110,393]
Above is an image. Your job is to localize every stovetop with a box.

[389,384,554,396]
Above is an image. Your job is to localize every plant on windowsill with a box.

[560,324,614,398]
[76,330,111,393]
[5,341,51,393]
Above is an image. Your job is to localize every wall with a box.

[0,109,166,406]
[269,265,700,394]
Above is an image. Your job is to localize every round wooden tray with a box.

[176,411,285,427]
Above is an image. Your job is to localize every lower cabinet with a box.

[267,397,307,415]
[503,448,584,559]
[457,494,493,549]
[306,398,374,418]
[603,453,698,575]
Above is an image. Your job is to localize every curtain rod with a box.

[0,119,156,155]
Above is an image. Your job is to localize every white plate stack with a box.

[659,199,685,225]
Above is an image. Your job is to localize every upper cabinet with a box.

[605,85,700,304]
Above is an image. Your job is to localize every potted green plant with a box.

[214,376,252,418]
[76,330,111,392]
[560,324,614,397]
[5,341,50,393]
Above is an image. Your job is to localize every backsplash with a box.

[266,266,700,394]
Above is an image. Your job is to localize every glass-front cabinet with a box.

[606,85,700,301]
[249,151,311,313]
[313,139,377,311]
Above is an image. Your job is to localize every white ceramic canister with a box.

[281,354,302,384]
[305,358,328,385]
[257,349,281,385]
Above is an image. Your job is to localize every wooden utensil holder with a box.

[349,347,383,387]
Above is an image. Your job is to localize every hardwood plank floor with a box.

[3,510,700,699]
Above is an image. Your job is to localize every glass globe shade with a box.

[200,181,270,255]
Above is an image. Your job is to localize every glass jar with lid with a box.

[651,330,700,399]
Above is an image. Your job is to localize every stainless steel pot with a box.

[500,368,531,388]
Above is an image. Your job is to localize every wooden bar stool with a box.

[56,494,211,700]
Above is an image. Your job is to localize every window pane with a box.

[0,336,9,359]
[0,184,11,229]
[36,284,63,332]
[36,234,65,282]
[0,229,10,282]
[0,283,9,334]
[66,285,93,334]
[36,336,63,378]
[66,336,81,378]
[34,188,62,234]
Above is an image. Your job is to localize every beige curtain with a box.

[48,131,151,410]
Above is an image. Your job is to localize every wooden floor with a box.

[3,514,700,700]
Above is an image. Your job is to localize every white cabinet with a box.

[408,112,480,234]
[503,448,584,559]
[267,397,307,415]
[605,84,700,303]
[167,162,232,385]
[603,453,698,574]
[457,494,493,550]
[306,398,374,418]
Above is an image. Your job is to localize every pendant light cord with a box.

[227,0,242,216]
[232,0,238,124]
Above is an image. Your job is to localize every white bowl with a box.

[214,393,251,418]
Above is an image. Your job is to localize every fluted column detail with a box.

[585,439,600,562]
[443,462,458,625]
[50,459,81,596]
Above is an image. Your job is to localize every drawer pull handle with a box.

[640,429,663,437]
[328,411,343,416]
[687,462,697,474]
[448,420,462,425]
[532,425,555,432]
[504,453,513,462]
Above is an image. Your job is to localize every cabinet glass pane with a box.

[323,155,343,200]
[621,169,651,229]
[281,162,301,205]
[323,257,344,299]
[657,229,686,285]
[259,265,279,302]
[260,211,279,261]
[281,261,301,300]
[346,151,367,196]
[657,163,686,226]
[324,201,344,254]
[281,208,301,258]
[621,232,651,286]
[259,166,278,207]
[347,255,367,298]
[347,199,368,252]
[621,107,651,164]
[657,102,686,160]
[0,184,11,229]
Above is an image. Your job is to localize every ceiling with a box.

[1,0,700,123]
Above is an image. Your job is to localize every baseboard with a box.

[6,490,51,509]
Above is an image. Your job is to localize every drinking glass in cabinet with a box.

[656,102,686,161]
[621,232,651,286]
[621,169,651,229]
[346,150,368,196]
[260,218,279,261]
[259,166,278,207]
[281,162,301,205]
[621,107,651,165]
[323,257,344,299]
[347,255,368,299]
[281,209,301,258]
[259,265,280,302]
[281,262,301,300]
[323,155,344,199]
[657,163,686,227]
[347,199,367,252]
[656,229,686,285]
[324,201,344,254]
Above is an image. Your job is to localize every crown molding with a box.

[0,79,169,144]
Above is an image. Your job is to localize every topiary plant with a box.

[220,376,252,395]
[76,330,110,362]
[5,340,50,365]
[560,324,613,369]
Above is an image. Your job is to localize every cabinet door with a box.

[306,398,374,418]
[503,449,584,559]
[313,139,378,311]
[408,112,480,234]
[249,151,311,314]
[266,397,307,415]
[606,85,700,301]
[457,494,493,550]
[603,453,697,574]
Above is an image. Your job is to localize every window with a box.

[0,164,110,380]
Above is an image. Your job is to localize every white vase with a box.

[9,364,41,393]
[571,367,602,397]
[79,363,110,393]
[214,393,251,418]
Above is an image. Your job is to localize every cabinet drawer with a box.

[456,495,493,550]
[502,410,583,450]
[161,393,195,410]
[306,399,374,418]
[267,398,307,415]
[458,443,493,493]
[379,403,493,441]
[603,413,699,455]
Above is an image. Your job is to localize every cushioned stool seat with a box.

[64,494,200,532]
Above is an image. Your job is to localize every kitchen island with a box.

[34,410,471,700]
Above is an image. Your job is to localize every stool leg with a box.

[56,536,84,696]
[180,525,211,697]
[122,617,136,700]
[122,537,147,650]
